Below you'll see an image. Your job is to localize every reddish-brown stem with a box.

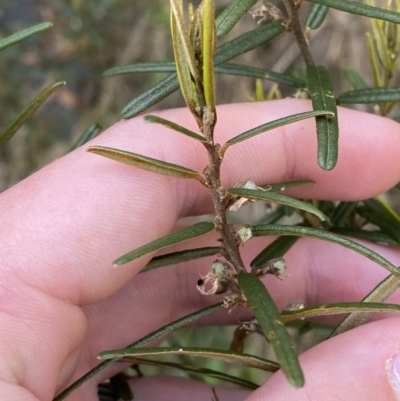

[202,108,246,274]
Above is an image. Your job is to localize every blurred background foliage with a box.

[2,0,399,191]
[0,0,172,188]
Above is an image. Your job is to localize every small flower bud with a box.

[212,259,228,275]
[238,225,253,244]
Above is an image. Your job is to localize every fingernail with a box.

[387,352,400,400]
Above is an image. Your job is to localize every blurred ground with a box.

[1,0,399,191]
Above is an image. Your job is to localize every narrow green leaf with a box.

[330,227,398,246]
[126,357,259,390]
[306,65,339,170]
[364,198,390,214]
[344,68,369,90]
[215,0,258,36]
[98,346,280,373]
[330,201,358,226]
[228,188,326,220]
[338,87,400,104]
[114,222,215,266]
[251,236,299,270]
[238,273,304,387]
[121,73,180,119]
[369,12,391,70]
[222,110,333,154]
[215,22,285,65]
[144,115,207,143]
[262,180,315,192]
[304,0,400,24]
[122,23,285,119]
[104,62,305,88]
[215,63,305,88]
[71,123,102,151]
[357,206,400,243]
[331,274,400,336]
[281,301,400,323]
[306,4,329,29]
[188,5,202,64]
[103,62,176,78]
[203,0,217,110]
[53,303,223,401]
[141,247,222,273]
[170,0,201,86]
[87,146,205,184]
[396,2,400,53]
[103,62,306,88]
[252,224,400,275]
[366,32,382,87]
[0,82,65,147]
[255,78,265,101]
[318,200,335,216]
[0,22,52,52]
[171,2,198,114]
[373,196,400,223]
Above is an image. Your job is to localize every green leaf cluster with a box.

[0,22,64,148]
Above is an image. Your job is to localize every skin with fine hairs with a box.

[0,99,400,400]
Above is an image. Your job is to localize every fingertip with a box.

[387,351,400,400]
[248,317,400,401]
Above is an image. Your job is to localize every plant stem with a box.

[202,107,246,274]
[282,0,314,66]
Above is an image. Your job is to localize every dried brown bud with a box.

[197,259,247,308]
[240,318,263,335]
[229,180,265,211]
[250,2,285,24]
[256,257,288,279]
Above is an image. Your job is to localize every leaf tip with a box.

[143,115,156,122]
[86,146,99,154]
[289,375,305,388]
[113,256,126,267]
[319,158,337,171]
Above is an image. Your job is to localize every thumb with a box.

[246,317,400,401]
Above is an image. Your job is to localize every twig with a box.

[282,0,314,66]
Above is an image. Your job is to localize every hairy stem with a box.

[202,107,246,274]
[282,0,314,66]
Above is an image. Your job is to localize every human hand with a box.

[1,99,400,401]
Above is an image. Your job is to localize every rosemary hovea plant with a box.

[55,0,400,399]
